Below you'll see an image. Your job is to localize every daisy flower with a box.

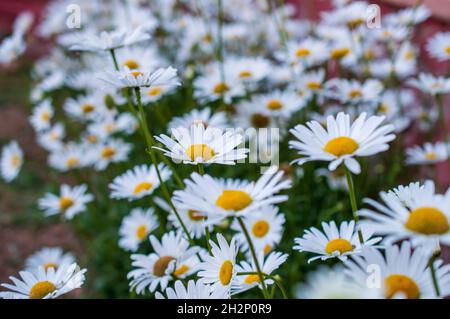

[293,220,382,263]
[290,112,395,174]
[252,90,303,119]
[376,90,414,133]
[0,263,86,299]
[1,141,23,182]
[38,184,94,219]
[283,38,329,69]
[316,167,348,191]
[173,166,291,219]
[92,138,132,171]
[359,181,450,249]
[115,46,160,73]
[140,82,179,104]
[406,142,449,165]
[37,123,65,152]
[25,247,75,272]
[168,108,228,131]
[48,142,89,172]
[154,123,249,165]
[197,234,238,296]
[408,73,450,96]
[325,79,384,105]
[427,32,450,62]
[231,205,285,254]
[119,208,158,252]
[345,242,450,299]
[109,164,171,201]
[0,34,26,65]
[64,94,107,121]
[128,231,199,294]
[155,280,229,299]
[226,56,271,85]
[232,251,288,295]
[296,69,326,101]
[29,100,53,132]
[385,4,430,27]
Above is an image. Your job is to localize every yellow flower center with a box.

[239,70,253,78]
[331,48,350,60]
[11,154,21,168]
[252,220,270,238]
[135,224,148,240]
[43,263,58,271]
[324,137,359,157]
[216,190,253,211]
[153,256,174,277]
[425,152,437,161]
[219,260,233,285]
[445,46,450,55]
[405,207,449,235]
[325,238,353,255]
[188,209,206,221]
[347,18,364,29]
[59,197,74,211]
[244,274,261,284]
[384,274,420,299]
[66,157,79,168]
[364,49,375,60]
[148,86,163,97]
[202,33,213,44]
[251,113,270,128]
[104,123,115,133]
[173,264,189,277]
[123,59,139,70]
[404,50,415,61]
[348,89,362,99]
[213,82,230,94]
[133,182,153,195]
[186,144,216,162]
[193,119,208,127]
[29,281,56,299]
[101,147,116,159]
[295,48,311,57]
[81,104,95,114]
[307,81,321,90]
[379,103,389,113]
[41,111,51,122]
[263,244,272,255]
[87,135,97,144]
[266,99,283,110]
[131,71,143,78]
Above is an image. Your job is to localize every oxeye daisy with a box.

[406,142,449,166]
[128,231,199,294]
[0,34,26,65]
[109,164,171,201]
[25,247,75,272]
[296,69,326,101]
[427,32,450,62]
[231,205,285,254]
[283,38,329,69]
[48,142,89,172]
[376,90,414,133]
[168,108,228,131]
[29,100,53,132]
[38,184,94,220]
[197,234,238,296]
[408,73,450,96]
[154,123,249,165]
[232,251,288,295]
[64,94,106,121]
[119,208,159,252]
[0,263,86,299]
[359,181,450,249]
[293,220,382,263]
[140,82,179,104]
[115,46,160,73]
[253,90,304,119]
[226,56,271,85]
[289,112,396,174]
[316,167,348,191]
[155,280,229,299]
[37,123,65,152]
[345,242,450,299]
[325,79,383,105]
[1,141,23,182]
[173,166,292,219]
[92,138,132,171]
[385,4,430,27]
[99,66,180,89]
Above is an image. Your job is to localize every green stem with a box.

[429,255,441,297]
[236,272,288,299]
[109,49,120,70]
[197,163,211,253]
[236,217,269,299]
[344,166,364,244]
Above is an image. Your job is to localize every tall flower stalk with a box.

[344,166,364,244]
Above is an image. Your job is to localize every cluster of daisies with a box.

[2,0,450,299]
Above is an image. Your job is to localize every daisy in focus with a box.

[1,141,23,182]
[119,208,158,252]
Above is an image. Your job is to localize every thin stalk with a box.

[197,163,211,253]
[216,0,226,102]
[429,253,441,297]
[109,49,119,70]
[344,166,364,244]
[236,217,269,299]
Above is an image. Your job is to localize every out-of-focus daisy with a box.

[232,251,288,295]
[197,234,238,296]
[119,208,158,252]
[154,123,248,165]
[37,123,65,152]
[406,142,449,166]
[360,181,450,249]
[109,164,171,201]
[293,220,382,263]
[385,4,430,27]
[25,247,75,272]
[93,138,132,171]
[283,38,329,69]
[140,82,179,104]
[64,94,106,121]
[155,280,229,299]
[0,34,26,64]
[325,79,383,105]
[168,108,228,131]
[0,263,86,299]
[48,142,89,172]
[231,205,285,254]
[128,231,199,294]
[376,90,414,133]
[296,266,381,299]
[290,112,395,174]
[38,184,93,219]
[174,166,291,219]
[408,73,450,96]
[115,46,160,73]
[345,242,450,299]
[29,100,53,132]
[296,69,326,101]
[1,141,23,182]
[427,32,450,62]
[316,167,348,191]
[252,90,303,118]
[226,57,271,85]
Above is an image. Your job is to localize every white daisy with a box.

[64,93,107,121]
[408,73,450,96]
[0,34,26,65]
[252,90,304,119]
[289,112,395,174]
[283,38,329,69]
[155,280,229,299]
[25,247,75,272]
[48,142,89,172]
[37,123,65,152]
[406,142,449,165]
[225,56,271,85]
[1,141,23,182]
[325,79,384,105]
[109,164,171,201]
[92,138,132,171]
[119,208,159,252]
[99,66,180,89]
[295,69,326,101]
[427,32,450,62]
[38,184,94,220]
[293,220,382,263]
[29,100,53,132]
[0,263,86,299]
[168,108,228,131]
